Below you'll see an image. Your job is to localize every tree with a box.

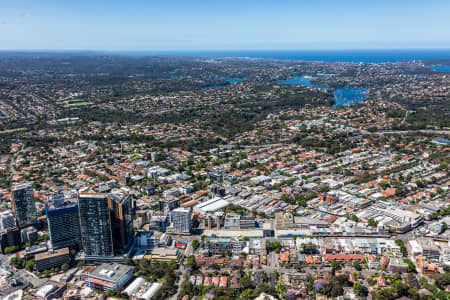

[353,282,368,297]
[301,242,317,254]
[419,276,428,287]
[321,275,348,297]
[9,257,24,269]
[368,218,378,227]
[379,180,390,189]
[353,261,362,271]
[116,286,124,295]
[105,289,118,297]
[331,261,341,274]
[61,263,70,272]
[179,280,193,298]
[241,288,255,300]
[395,239,407,256]
[270,241,281,253]
[25,260,35,271]
[240,275,253,290]
[4,245,20,254]
[433,272,450,290]
[187,255,197,269]
[255,283,276,297]
[191,240,200,251]
[350,215,359,222]
[403,259,416,273]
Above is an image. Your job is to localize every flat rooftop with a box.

[35,247,69,260]
[88,263,133,282]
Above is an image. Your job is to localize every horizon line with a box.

[1,47,450,53]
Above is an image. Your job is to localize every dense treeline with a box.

[292,132,357,154]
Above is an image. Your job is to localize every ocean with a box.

[117,49,450,63]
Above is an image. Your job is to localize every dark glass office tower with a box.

[109,191,134,254]
[78,193,114,257]
[12,182,37,228]
[46,202,81,249]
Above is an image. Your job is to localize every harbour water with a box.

[278,76,368,107]
[430,65,450,72]
[202,78,245,90]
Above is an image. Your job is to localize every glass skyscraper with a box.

[109,191,134,254]
[46,202,81,249]
[12,182,37,228]
[78,193,114,257]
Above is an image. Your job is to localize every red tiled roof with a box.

[323,254,364,262]
[88,278,114,288]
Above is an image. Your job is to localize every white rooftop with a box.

[194,197,230,214]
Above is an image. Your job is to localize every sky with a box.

[1,0,450,51]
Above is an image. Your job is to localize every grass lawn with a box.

[58,99,94,107]
[0,127,27,134]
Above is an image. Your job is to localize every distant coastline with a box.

[1,49,450,64]
[113,49,450,63]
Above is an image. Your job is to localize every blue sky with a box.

[1,0,449,50]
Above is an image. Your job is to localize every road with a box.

[267,251,279,269]
[8,143,24,176]
[0,254,46,288]
[168,239,199,300]
[366,129,450,136]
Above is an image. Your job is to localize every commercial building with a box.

[148,213,168,232]
[204,212,225,229]
[144,248,181,262]
[275,213,294,230]
[109,190,134,254]
[141,282,162,300]
[389,257,409,273]
[33,281,66,299]
[123,277,146,297]
[85,263,133,292]
[224,213,256,229]
[293,216,329,229]
[194,197,230,215]
[78,193,114,258]
[158,233,171,247]
[0,211,15,233]
[34,248,70,272]
[20,226,37,244]
[169,207,191,234]
[363,207,424,233]
[419,238,440,261]
[224,213,240,229]
[210,185,226,197]
[134,231,159,252]
[12,182,37,228]
[159,198,180,213]
[0,227,21,253]
[204,239,243,255]
[45,203,81,249]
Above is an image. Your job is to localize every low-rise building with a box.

[34,248,70,272]
[86,263,133,292]
[33,281,66,300]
